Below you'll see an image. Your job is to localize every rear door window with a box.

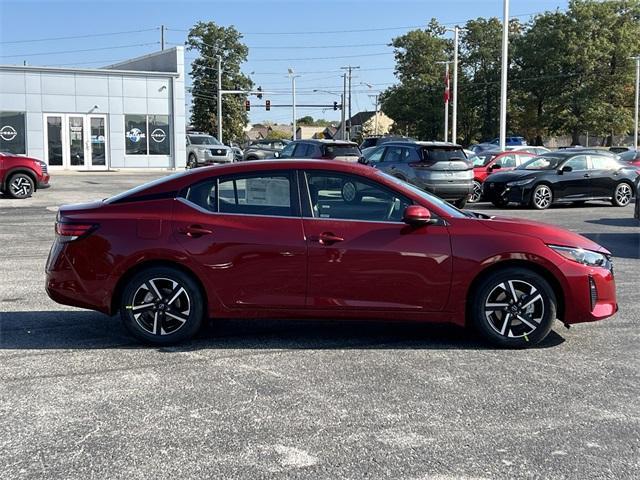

[293,143,311,157]
[495,154,516,168]
[322,144,361,159]
[591,155,620,170]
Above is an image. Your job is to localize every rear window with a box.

[322,144,361,158]
[105,171,189,203]
[420,147,467,163]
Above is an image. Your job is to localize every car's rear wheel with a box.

[531,184,552,210]
[471,267,556,348]
[120,267,204,345]
[491,198,508,208]
[187,154,198,169]
[7,173,35,199]
[469,181,483,203]
[611,182,632,207]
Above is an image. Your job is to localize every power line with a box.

[0,28,159,45]
[0,42,160,59]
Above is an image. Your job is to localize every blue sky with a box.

[0,0,568,125]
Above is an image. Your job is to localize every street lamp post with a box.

[288,68,300,141]
[632,56,639,150]
[499,0,510,150]
[445,25,465,144]
[216,55,223,143]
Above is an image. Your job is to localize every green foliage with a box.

[186,22,253,143]
[381,1,640,146]
[265,129,291,140]
[296,116,333,127]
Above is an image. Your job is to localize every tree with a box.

[265,129,291,140]
[186,22,253,143]
[380,20,451,141]
[296,116,315,125]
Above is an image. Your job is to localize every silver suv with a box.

[186,133,234,168]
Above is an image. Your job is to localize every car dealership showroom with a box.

[0,47,186,170]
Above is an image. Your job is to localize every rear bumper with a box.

[415,180,474,200]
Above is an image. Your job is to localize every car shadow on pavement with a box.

[0,310,565,351]
[581,232,640,260]
[585,217,639,228]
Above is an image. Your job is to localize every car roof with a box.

[374,140,463,148]
[294,139,357,145]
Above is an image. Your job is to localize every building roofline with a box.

[0,47,182,77]
[103,46,182,70]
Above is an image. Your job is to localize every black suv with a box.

[279,139,362,162]
[362,141,473,208]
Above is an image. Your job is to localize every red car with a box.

[470,150,537,202]
[45,160,617,348]
[0,152,50,199]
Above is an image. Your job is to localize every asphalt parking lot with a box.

[1,172,638,480]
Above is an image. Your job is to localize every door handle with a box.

[314,232,344,245]
[583,173,591,178]
[179,225,213,237]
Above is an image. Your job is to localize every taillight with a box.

[55,222,97,242]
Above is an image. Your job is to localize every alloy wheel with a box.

[533,185,552,209]
[484,279,545,339]
[614,183,632,206]
[9,175,33,198]
[469,181,482,203]
[130,277,191,336]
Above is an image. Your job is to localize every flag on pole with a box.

[444,69,450,104]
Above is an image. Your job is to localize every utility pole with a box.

[368,94,380,135]
[499,0,510,150]
[632,55,639,150]
[341,65,360,140]
[217,55,222,143]
[161,25,165,51]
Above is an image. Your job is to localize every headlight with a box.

[549,245,611,269]
[507,178,534,187]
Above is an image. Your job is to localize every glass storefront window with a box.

[69,116,85,166]
[46,116,63,166]
[125,114,148,155]
[148,115,170,155]
[0,111,26,155]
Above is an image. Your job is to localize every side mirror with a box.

[490,164,502,171]
[560,165,572,174]
[402,205,436,227]
[273,151,280,158]
[358,156,369,165]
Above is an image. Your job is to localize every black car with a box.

[279,139,362,162]
[483,151,638,209]
[362,141,473,208]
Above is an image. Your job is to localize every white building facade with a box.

[0,47,186,170]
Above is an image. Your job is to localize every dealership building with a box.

[0,47,186,170]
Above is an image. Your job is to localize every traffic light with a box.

[333,101,338,111]
[257,86,263,99]
[265,100,271,111]
[245,100,250,111]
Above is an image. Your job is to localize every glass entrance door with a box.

[43,114,108,170]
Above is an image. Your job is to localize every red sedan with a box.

[45,160,617,348]
[470,150,537,202]
[0,152,50,198]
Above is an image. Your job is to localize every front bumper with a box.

[38,174,51,189]
[561,261,617,324]
[482,182,530,204]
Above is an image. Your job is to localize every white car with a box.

[505,145,550,155]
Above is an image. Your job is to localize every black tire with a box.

[611,182,633,207]
[492,198,508,208]
[187,154,198,169]
[453,197,468,209]
[470,267,557,348]
[119,266,204,345]
[531,184,553,210]
[245,155,259,161]
[469,180,483,203]
[7,173,35,199]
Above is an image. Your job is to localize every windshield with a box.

[518,156,563,170]
[189,135,221,146]
[323,144,361,158]
[377,170,467,218]
[619,150,638,162]
[105,171,190,204]
[474,153,496,167]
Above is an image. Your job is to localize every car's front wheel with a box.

[453,197,468,209]
[469,181,483,203]
[470,267,557,348]
[611,182,633,207]
[7,173,35,199]
[531,184,553,209]
[120,267,204,345]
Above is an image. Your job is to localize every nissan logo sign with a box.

[150,128,166,143]
[0,125,17,142]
